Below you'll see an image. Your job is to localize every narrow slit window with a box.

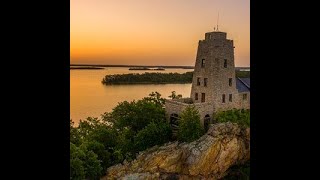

[197,78,201,86]
[229,78,232,86]
[224,59,227,68]
[195,93,198,100]
[243,93,247,100]
[201,93,205,102]
[201,59,205,68]
[204,78,208,87]
[229,94,232,102]
[222,94,225,103]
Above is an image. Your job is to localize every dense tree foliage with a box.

[110,99,166,132]
[70,92,172,179]
[214,109,250,127]
[102,71,249,85]
[70,143,86,180]
[102,72,193,84]
[177,106,204,142]
[134,121,172,152]
[70,142,102,180]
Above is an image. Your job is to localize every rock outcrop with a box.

[101,122,250,180]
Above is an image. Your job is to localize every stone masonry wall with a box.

[165,100,215,126]
[237,92,250,110]
[190,31,239,111]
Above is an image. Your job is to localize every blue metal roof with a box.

[236,78,250,92]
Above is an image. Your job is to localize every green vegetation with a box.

[177,106,205,142]
[134,121,172,152]
[214,109,250,128]
[102,70,249,85]
[70,92,172,179]
[168,91,182,99]
[102,72,193,84]
[70,93,250,179]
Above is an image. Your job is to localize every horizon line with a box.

[70,64,250,68]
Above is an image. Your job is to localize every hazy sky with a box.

[71,0,250,66]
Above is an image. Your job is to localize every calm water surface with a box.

[70,67,193,124]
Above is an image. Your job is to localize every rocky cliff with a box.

[101,122,250,180]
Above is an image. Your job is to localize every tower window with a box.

[229,78,232,86]
[204,78,208,87]
[197,78,200,86]
[195,93,198,100]
[222,94,225,103]
[243,93,247,100]
[224,59,227,68]
[201,59,205,68]
[229,94,232,102]
[201,93,205,102]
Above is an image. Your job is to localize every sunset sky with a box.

[70,0,250,67]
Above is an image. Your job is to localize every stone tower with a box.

[190,31,239,112]
[165,29,249,130]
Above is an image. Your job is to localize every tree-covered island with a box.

[102,71,249,85]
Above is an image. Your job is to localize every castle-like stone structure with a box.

[165,30,250,130]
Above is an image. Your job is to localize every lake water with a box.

[70,67,193,124]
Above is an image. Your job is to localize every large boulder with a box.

[102,122,250,180]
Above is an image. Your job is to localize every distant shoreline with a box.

[70,64,195,69]
[70,66,105,70]
[70,64,249,70]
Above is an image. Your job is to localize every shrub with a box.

[177,106,204,142]
[214,109,250,127]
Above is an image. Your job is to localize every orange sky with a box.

[71,0,250,67]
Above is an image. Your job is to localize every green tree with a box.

[77,117,101,140]
[82,150,103,179]
[87,126,118,149]
[110,99,166,132]
[70,120,81,145]
[71,142,102,180]
[134,121,172,152]
[81,141,111,174]
[168,91,182,99]
[79,144,103,179]
[143,91,165,106]
[70,143,85,180]
[177,106,204,142]
[113,128,136,163]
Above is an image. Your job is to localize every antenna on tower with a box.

[217,12,219,31]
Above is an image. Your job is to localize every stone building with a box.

[165,30,250,131]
